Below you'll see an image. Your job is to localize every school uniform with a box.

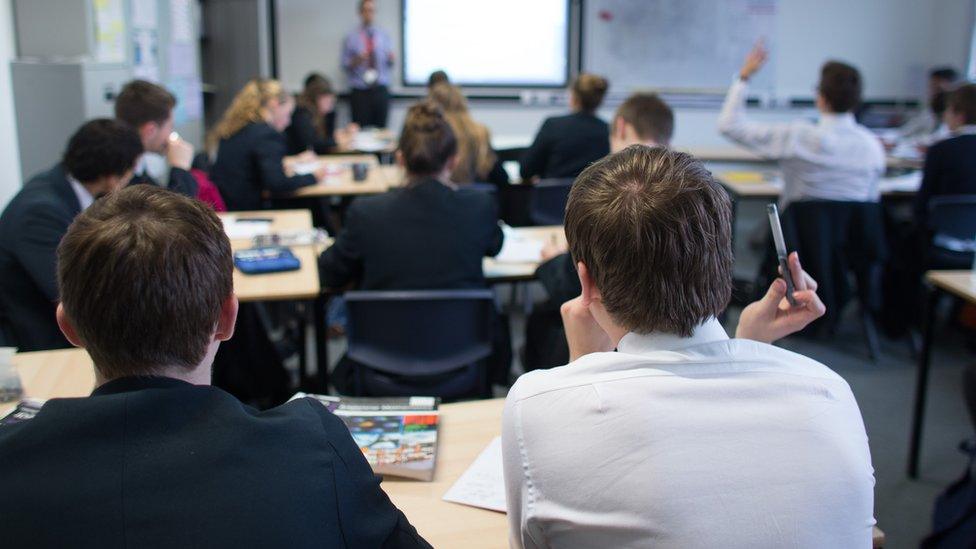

[286,105,337,155]
[211,122,317,211]
[319,178,508,392]
[0,376,431,548]
[520,113,610,180]
[504,319,875,549]
[719,77,885,207]
[914,127,976,227]
[129,155,198,198]
[0,164,84,351]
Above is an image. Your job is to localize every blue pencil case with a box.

[233,247,301,274]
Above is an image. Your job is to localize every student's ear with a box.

[394,150,405,168]
[577,261,601,307]
[215,294,239,342]
[445,154,459,172]
[138,121,157,144]
[55,303,84,348]
[613,117,626,140]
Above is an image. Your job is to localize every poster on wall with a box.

[93,0,127,63]
[133,29,160,82]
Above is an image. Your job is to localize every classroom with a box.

[0,0,974,547]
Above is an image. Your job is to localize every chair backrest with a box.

[928,195,976,253]
[344,289,495,377]
[529,178,575,226]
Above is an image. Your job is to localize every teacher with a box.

[341,0,395,128]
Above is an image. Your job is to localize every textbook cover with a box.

[292,393,440,481]
[0,398,46,426]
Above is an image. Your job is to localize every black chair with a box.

[344,289,495,399]
[927,195,976,269]
[529,178,574,226]
[765,200,887,360]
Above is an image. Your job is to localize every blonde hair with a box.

[428,83,495,183]
[208,79,290,150]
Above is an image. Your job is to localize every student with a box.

[0,185,431,548]
[503,146,872,548]
[342,0,395,127]
[209,79,325,211]
[525,93,675,369]
[319,101,505,391]
[0,119,142,351]
[285,73,357,155]
[882,84,976,336]
[718,43,885,207]
[114,79,197,198]
[428,82,508,187]
[915,83,976,226]
[520,74,610,181]
[899,66,959,141]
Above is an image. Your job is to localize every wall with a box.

[279,0,973,148]
[0,0,22,210]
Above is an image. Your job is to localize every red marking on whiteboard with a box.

[598,10,613,22]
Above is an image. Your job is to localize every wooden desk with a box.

[291,165,403,198]
[718,172,922,202]
[218,210,322,302]
[2,350,886,547]
[1,348,95,417]
[484,226,565,282]
[908,270,976,478]
[384,398,507,547]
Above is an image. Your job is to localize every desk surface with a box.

[3,348,508,546]
[4,348,885,547]
[291,165,403,198]
[483,226,565,282]
[718,172,921,200]
[218,210,321,302]
[926,271,976,303]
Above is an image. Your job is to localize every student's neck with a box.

[94,365,212,388]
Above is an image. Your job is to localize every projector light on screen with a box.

[403,0,569,87]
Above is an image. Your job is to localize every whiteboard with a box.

[402,0,570,87]
[582,0,777,94]
[582,0,973,100]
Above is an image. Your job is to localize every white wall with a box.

[0,0,22,210]
[281,0,973,149]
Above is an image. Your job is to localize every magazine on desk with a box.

[292,393,440,481]
[0,398,46,426]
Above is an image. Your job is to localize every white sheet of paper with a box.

[494,227,544,264]
[222,216,272,240]
[292,161,322,176]
[878,171,922,193]
[442,436,507,513]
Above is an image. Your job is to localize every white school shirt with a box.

[502,318,875,549]
[67,174,94,211]
[718,77,885,207]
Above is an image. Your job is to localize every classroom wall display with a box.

[402,0,571,87]
[582,0,973,101]
[583,0,777,95]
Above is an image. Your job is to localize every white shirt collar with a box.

[66,173,95,211]
[616,317,729,355]
[818,112,857,128]
[952,124,976,136]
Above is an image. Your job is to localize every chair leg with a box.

[861,308,882,362]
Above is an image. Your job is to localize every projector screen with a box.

[402,0,570,87]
